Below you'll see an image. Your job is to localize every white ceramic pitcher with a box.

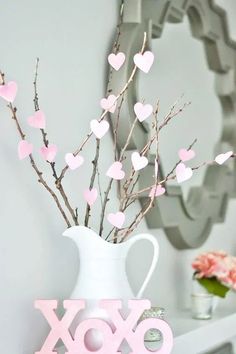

[63,225,159,301]
[62,225,159,350]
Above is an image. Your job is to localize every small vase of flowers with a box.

[191,251,236,319]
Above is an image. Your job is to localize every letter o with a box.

[132,318,173,354]
[72,318,116,354]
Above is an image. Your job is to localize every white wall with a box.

[0,1,236,353]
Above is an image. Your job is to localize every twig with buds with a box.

[0,69,71,227]
[98,32,147,236]
[57,32,148,184]
[33,59,79,225]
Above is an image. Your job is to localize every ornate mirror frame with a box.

[110,0,236,249]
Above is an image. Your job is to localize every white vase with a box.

[191,278,219,320]
[62,225,159,350]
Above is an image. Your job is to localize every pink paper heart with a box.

[178,148,195,162]
[133,51,154,73]
[83,188,98,207]
[176,163,193,183]
[131,152,148,171]
[106,161,125,180]
[0,81,17,102]
[100,94,117,113]
[149,185,166,198]
[90,119,109,139]
[18,140,33,160]
[215,151,233,165]
[134,102,153,122]
[108,52,125,71]
[65,153,84,170]
[27,110,46,129]
[40,144,57,162]
[107,211,125,229]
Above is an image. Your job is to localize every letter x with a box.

[35,300,85,354]
[100,299,151,351]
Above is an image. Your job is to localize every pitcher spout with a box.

[62,226,127,259]
[62,225,112,255]
[63,225,94,239]
[63,225,102,243]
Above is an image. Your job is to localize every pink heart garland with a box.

[0,81,17,102]
[149,185,166,198]
[18,140,33,160]
[27,110,46,129]
[40,144,57,162]
[178,148,195,162]
[100,94,117,113]
[107,211,125,229]
[106,161,125,180]
[90,119,109,139]
[131,152,148,171]
[176,163,193,184]
[134,102,153,122]
[133,51,154,73]
[215,151,233,165]
[108,52,125,71]
[83,188,98,207]
[65,153,84,170]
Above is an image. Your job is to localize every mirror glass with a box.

[138,17,222,200]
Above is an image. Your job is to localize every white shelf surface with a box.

[167,307,236,354]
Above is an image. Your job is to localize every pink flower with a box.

[192,251,236,291]
[192,252,228,279]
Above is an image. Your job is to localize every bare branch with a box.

[57,31,148,183]
[33,59,79,225]
[84,138,100,226]
[118,107,160,242]
[125,138,198,200]
[7,102,71,227]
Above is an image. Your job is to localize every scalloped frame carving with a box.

[109,0,236,249]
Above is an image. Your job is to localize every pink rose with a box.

[192,251,236,290]
[192,252,228,279]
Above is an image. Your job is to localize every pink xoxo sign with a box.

[34,299,173,354]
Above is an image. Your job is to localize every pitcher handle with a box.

[126,233,159,299]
